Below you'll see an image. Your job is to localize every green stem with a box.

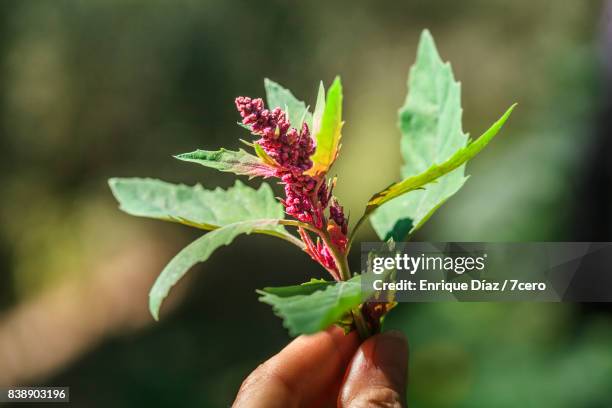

[255,229,305,249]
[347,212,370,253]
[175,218,306,250]
[320,230,351,281]
[278,219,318,233]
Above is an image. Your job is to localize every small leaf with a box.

[257,274,373,336]
[239,138,255,147]
[253,143,278,167]
[264,78,312,130]
[306,77,343,177]
[150,219,280,320]
[312,81,326,136]
[175,148,276,178]
[237,121,252,131]
[109,178,285,231]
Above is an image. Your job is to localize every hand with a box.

[233,326,409,407]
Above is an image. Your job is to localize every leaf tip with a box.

[331,75,343,90]
[501,103,518,121]
[149,297,160,321]
[417,28,442,64]
[107,178,125,198]
[419,29,436,50]
[174,150,201,162]
[421,28,433,41]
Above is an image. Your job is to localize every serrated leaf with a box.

[109,178,285,232]
[306,77,343,177]
[369,30,515,240]
[257,274,373,336]
[264,78,312,130]
[150,219,280,320]
[174,148,276,178]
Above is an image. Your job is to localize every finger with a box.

[233,326,360,408]
[339,330,409,408]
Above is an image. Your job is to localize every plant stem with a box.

[279,219,318,233]
[280,219,351,281]
[352,308,371,340]
[280,219,373,340]
[319,232,373,340]
[256,229,306,250]
[338,255,352,282]
[321,230,351,281]
[174,218,306,250]
[346,212,370,253]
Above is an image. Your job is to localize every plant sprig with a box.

[109,29,515,338]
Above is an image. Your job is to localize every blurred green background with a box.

[1,1,611,406]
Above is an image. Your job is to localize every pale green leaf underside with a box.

[150,219,280,320]
[371,30,515,240]
[109,178,285,232]
[306,76,343,177]
[257,274,370,336]
[174,148,275,178]
[371,30,466,240]
[264,78,312,130]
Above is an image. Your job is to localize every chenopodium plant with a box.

[109,30,515,339]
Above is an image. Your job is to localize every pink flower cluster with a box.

[235,97,313,171]
[235,96,348,278]
[235,97,321,226]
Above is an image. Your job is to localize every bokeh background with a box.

[1,1,611,406]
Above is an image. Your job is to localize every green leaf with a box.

[237,121,252,132]
[150,219,280,320]
[259,278,335,297]
[368,30,515,240]
[306,77,343,177]
[109,178,285,231]
[368,104,516,212]
[257,274,371,336]
[312,81,326,136]
[366,104,516,215]
[264,78,312,130]
[174,148,276,178]
[253,143,278,167]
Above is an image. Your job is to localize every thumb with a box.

[339,330,409,408]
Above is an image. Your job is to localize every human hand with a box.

[233,326,409,407]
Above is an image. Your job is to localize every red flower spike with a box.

[236,96,349,279]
